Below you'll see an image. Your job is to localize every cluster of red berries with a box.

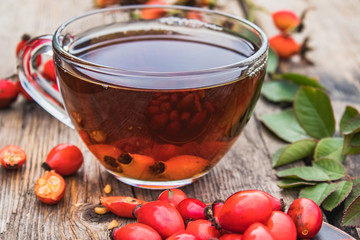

[269,10,311,63]
[0,34,58,109]
[101,188,323,240]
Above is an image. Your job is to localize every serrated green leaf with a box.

[340,106,359,134]
[313,158,346,180]
[314,137,346,163]
[343,132,360,155]
[277,166,330,181]
[261,81,299,103]
[344,183,360,210]
[262,109,311,143]
[278,72,325,90]
[343,114,360,135]
[342,195,360,227]
[272,139,317,167]
[294,87,335,139]
[266,47,279,73]
[351,133,360,147]
[299,182,337,205]
[322,180,353,211]
[278,178,317,189]
[353,177,360,186]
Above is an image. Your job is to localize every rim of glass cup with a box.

[53,4,268,77]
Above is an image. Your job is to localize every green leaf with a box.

[261,81,299,103]
[340,106,359,134]
[262,109,311,143]
[278,178,317,189]
[343,114,360,135]
[322,180,353,211]
[266,47,279,73]
[294,87,335,139]
[314,137,346,163]
[277,73,325,90]
[313,158,346,180]
[272,139,317,167]
[343,132,360,155]
[277,166,330,182]
[299,182,337,205]
[344,183,360,211]
[342,195,360,227]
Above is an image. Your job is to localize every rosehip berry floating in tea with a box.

[111,223,162,240]
[34,170,66,205]
[158,189,188,208]
[272,10,300,34]
[88,144,122,171]
[186,219,221,240]
[100,196,147,218]
[42,143,83,176]
[136,200,185,239]
[217,190,273,233]
[287,198,323,238]
[0,79,19,108]
[0,145,26,169]
[265,211,297,240]
[118,153,156,179]
[242,222,275,240]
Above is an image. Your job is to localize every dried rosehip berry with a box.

[136,200,185,239]
[42,143,83,176]
[34,170,66,205]
[16,34,31,57]
[269,35,300,59]
[265,211,297,240]
[242,222,275,240]
[217,190,273,233]
[111,223,162,240]
[186,219,221,240]
[0,145,26,169]
[158,189,188,207]
[0,79,19,108]
[287,198,323,238]
[177,198,207,221]
[100,196,147,218]
[272,10,300,34]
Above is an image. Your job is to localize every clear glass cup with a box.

[17,5,268,189]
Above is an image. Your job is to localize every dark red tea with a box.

[55,30,265,183]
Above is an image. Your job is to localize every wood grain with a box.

[0,0,359,239]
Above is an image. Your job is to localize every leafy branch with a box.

[261,49,360,228]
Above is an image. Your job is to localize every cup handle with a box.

[17,35,74,129]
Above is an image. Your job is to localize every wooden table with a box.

[0,0,359,239]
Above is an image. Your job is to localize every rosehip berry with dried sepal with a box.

[272,10,300,34]
[269,35,300,59]
[265,211,297,240]
[42,143,83,176]
[136,200,185,239]
[16,34,31,56]
[100,196,147,218]
[111,223,162,240]
[217,190,273,233]
[0,78,19,108]
[186,219,221,240]
[158,188,188,207]
[177,198,207,221]
[287,198,323,238]
[0,145,26,169]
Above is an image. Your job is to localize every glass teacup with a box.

[17,5,268,189]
